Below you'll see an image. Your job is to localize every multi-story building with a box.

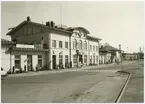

[5,16,101,71]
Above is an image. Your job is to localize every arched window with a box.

[84,41,87,50]
[79,40,82,50]
[73,39,77,49]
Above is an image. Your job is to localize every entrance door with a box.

[52,55,56,69]
[27,55,32,71]
[79,55,83,64]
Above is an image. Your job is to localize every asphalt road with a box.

[1,60,143,103]
[120,60,144,102]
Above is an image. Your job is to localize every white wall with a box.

[50,33,70,69]
[88,40,99,65]
[1,47,10,72]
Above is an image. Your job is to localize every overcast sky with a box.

[1,1,144,53]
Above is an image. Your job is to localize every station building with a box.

[3,16,101,72]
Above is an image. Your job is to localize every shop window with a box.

[65,41,68,49]
[59,41,63,48]
[38,55,42,67]
[52,40,56,48]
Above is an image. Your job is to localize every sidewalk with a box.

[7,61,133,78]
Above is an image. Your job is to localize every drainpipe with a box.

[69,35,72,68]
[9,45,13,73]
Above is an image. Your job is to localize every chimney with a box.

[46,22,50,27]
[27,16,31,22]
[50,21,55,27]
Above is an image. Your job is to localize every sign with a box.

[16,44,34,48]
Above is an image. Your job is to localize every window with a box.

[65,55,68,64]
[84,41,87,50]
[79,40,82,50]
[90,45,92,51]
[96,56,98,64]
[59,55,63,64]
[24,28,27,35]
[59,41,63,48]
[93,55,95,63]
[15,55,21,69]
[38,55,42,67]
[73,39,77,49]
[90,55,92,64]
[84,55,87,63]
[65,42,68,49]
[96,46,98,51]
[32,28,35,34]
[73,55,77,63]
[52,40,56,48]
[93,45,95,51]
[28,27,32,34]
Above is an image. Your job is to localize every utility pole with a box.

[119,44,123,71]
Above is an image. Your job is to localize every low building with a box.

[99,45,121,64]
[1,39,48,73]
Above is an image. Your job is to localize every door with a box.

[27,55,32,71]
[79,55,83,64]
[52,55,56,69]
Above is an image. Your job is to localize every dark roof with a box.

[87,35,101,41]
[6,20,72,35]
[1,39,15,45]
[66,27,90,34]
[12,47,48,52]
[99,45,119,52]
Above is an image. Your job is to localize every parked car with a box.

[1,67,8,77]
[14,68,21,73]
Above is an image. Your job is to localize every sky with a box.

[1,1,144,53]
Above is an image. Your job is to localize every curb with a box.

[115,71,132,103]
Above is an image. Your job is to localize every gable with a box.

[7,22,49,36]
[72,29,87,38]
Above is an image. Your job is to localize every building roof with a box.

[6,20,72,35]
[99,45,119,52]
[1,39,15,45]
[66,27,90,34]
[87,35,102,41]
[12,47,49,52]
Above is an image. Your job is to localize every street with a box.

[1,61,144,103]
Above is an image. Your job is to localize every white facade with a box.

[50,33,70,69]
[1,45,11,72]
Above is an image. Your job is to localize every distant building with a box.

[99,45,121,64]
[122,53,138,60]
[4,16,101,72]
